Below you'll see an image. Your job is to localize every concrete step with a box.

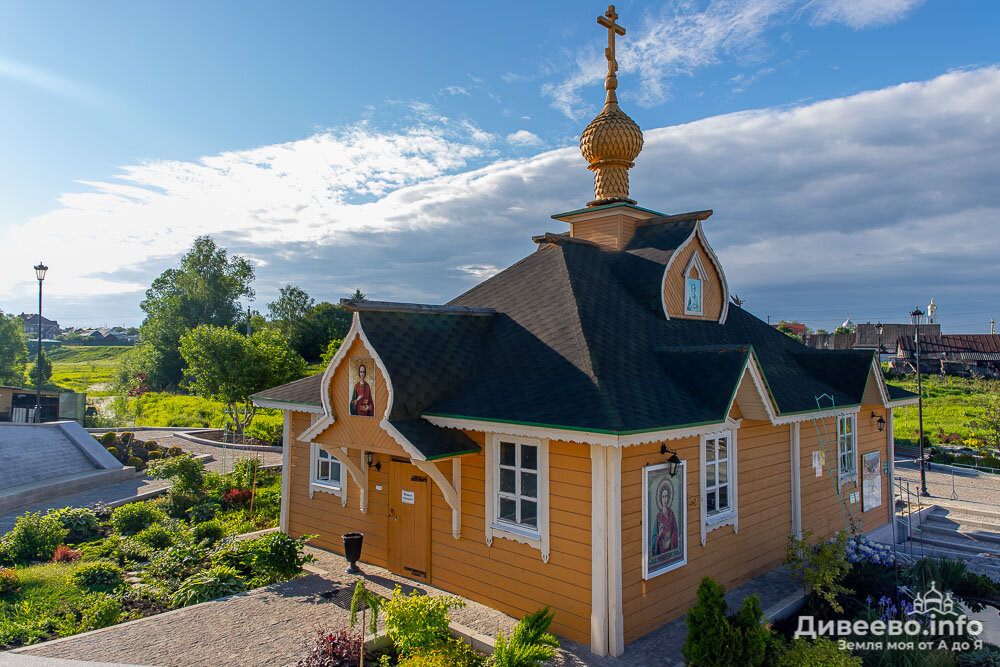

[901,542,1000,578]
[931,504,1000,525]
[0,467,140,514]
[910,529,1000,558]
[918,522,1000,546]
[926,511,1000,534]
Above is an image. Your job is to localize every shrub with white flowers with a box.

[846,534,895,567]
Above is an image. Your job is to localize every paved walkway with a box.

[8,545,801,667]
[894,458,1000,507]
[0,430,282,533]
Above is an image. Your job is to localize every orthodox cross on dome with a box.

[596,5,626,108]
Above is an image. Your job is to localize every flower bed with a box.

[94,431,185,472]
[0,454,300,650]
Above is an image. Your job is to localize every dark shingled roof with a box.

[252,373,323,407]
[255,216,901,451]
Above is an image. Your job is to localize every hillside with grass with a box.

[47,346,130,396]
[886,374,998,449]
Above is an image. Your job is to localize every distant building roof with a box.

[898,334,1000,360]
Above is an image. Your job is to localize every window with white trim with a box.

[497,439,539,532]
[484,434,550,561]
[704,433,732,517]
[700,429,738,545]
[310,442,344,498]
[838,415,856,481]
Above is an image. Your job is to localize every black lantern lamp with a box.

[32,262,48,423]
[870,411,886,432]
[364,452,381,472]
[659,444,681,477]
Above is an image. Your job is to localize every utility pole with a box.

[246,305,251,336]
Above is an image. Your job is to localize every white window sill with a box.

[490,521,542,547]
[706,509,735,526]
[310,481,343,498]
[838,472,857,487]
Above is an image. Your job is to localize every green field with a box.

[886,374,998,448]
[120,392,283,443]
[48,346,130,396]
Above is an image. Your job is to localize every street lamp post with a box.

[910,308,928,496]
[33,262,48,423]
[876,321,884,359]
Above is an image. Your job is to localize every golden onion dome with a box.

[580,104,643,166]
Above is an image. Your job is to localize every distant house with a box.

[772,321,806,337]
[895,334,1000,378]
[19,313,60,339]
[806,323,941,356]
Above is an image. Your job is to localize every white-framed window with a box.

[309,442,344,499]
[699,429,738,545]
[484,434,550,562]
[838,415,857,483]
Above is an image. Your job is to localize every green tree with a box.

[0,310,28,386]
[349,288,366,302]
[295,302,352,362]
[683,577,736,665]
[179,325,305,435]
[27,349,53,388]
[136,236,255,389]
[267,285,314,341]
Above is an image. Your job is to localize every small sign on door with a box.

[401,490,415,504]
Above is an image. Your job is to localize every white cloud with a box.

[544,0,924,117]
[506,130,543,147]
[5,67,1000,332]
[808,0,924,29]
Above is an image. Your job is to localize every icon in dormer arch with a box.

[683,252,707,316]
[349,357,375,417]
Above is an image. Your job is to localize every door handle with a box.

[389,508,397,522]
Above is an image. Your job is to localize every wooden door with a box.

[388,459,430,582]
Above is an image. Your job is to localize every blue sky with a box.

[1,0,999,332]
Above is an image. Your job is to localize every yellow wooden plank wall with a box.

[800,407,889,540]
[663,238,723,322]
[286,411,391,565]
[427,433,593,645]
[621,420,792,643]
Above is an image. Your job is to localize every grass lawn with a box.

[886,374,999,448]
[0,562,91,647]
[48,346,131,397]
[124,393,283,443]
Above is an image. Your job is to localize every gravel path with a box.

[0,429,282,533]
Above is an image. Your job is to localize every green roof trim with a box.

[421,412,725,437]
[424,446,482,461]
[551,201,666,220]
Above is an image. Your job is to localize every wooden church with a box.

[253,6,918,657]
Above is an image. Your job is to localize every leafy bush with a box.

[148,453,205,494]
[683,577,735,665]
[773,637,861,666]
[119,431,134,445]
[170,565,246,607]
[384,586,465,656]
[46,507,100,543]
[127,456,145,471]
[135,523,174,550]
[492,606,559,667]
[233,458,262,489]
[162,491,203,520]
[222,488,254,509]
[167,445,183,457]
[70,561,125,593]
[905,557,999,612]
[401,637,484,667]
[298,628,370,667]
[212,532,313,584]
[141,541,211,593]
[51,545,82,563]
[0,567,18,595]
[0,511,68,564]
[192,520,225,545]
[110,502,165,536]
[147,450,163,461]
[785,531,850,613]
[99,431,116,446]
[106,446,119,459]
[143,440,158,451]
[253,486,281,521]
[78,534,124,564]
[187,501,220,523]
[77,592,123,632]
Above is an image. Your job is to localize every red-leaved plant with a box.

[0,568,19,595]
[51,545,82,563]
[297,629,371,667]
[222,488,254,509]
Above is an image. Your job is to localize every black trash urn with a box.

[342,532,364,574]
